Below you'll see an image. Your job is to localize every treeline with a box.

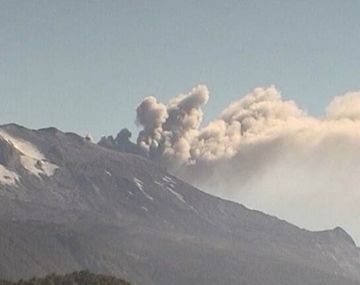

[0,271,132,285]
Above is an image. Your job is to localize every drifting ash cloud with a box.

[135,85,360,243]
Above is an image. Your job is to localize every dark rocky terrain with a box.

[0,271,131,285]
[0,123,359,285]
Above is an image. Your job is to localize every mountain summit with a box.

[0,124,359,285]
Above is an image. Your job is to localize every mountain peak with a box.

[0,123,359,285]
[332,227,356,246]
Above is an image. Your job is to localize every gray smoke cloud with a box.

[135,85,360,244]
[136,85,209,166]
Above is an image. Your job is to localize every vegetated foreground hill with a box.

[0,271,131,285]
[0,124,359,285]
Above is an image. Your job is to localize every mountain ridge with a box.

[0,123,359,285]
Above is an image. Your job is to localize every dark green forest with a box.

[0,271,131,285]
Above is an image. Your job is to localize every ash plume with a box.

[133,84,360,243]
[136,85,209,166]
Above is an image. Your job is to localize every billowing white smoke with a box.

[136,85,360,244]
[136,85,209,166]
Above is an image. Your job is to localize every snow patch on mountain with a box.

[162,175,176,184]
[154,181,163,186]
[166,186,186,203]
[141,206,149,212]
[155,179,186,204]
[134,177,154,201]
[0,131,58,177]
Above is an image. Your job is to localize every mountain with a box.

[0,271,131,285]
[0,123,359,285]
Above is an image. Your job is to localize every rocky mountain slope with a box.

[0,124,359,285]
[0,271,131,285]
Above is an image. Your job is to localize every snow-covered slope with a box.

[0,124,359,285]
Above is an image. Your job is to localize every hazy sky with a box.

[1,0,360,139]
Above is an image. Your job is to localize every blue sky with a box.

[1,0,359,139]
